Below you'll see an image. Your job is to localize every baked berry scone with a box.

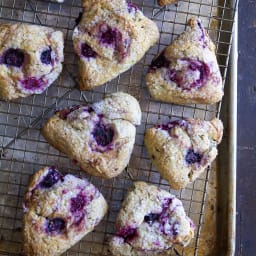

[23,166,107,256]
[41,92,141,178]
[0,24,64,101]
[73,0,159,90]
[146,17,223,105]
[144,118,223,190]
[157,0,178,6]
[109,182,195,256]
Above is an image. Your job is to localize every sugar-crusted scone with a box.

[73,0,159,90]
[144,118,223,190]
[41,92,141,178]
[109,182,195,256]
[23,167,107,256]
[0,24,64,101]
[146,17,223,105]
[157,0,178,6]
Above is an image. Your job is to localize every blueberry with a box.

[117,227,138,241]
[3,48,24,67]
[21,77,45,90]
[40,48,52,65]
[46,218,65,234]
[185,149,202,164]
[39,168,63,189]
[144,213,160,226]
[149,52,170,70]
[81,43,97,59]
[92,123,114,147]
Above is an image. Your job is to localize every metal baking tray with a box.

[0,0,238,255]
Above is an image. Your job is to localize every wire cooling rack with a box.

[0,0,237,255]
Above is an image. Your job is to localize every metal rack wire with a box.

[0,0,237,255]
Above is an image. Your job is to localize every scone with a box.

[144,118,223,189]
[0,24,64,101]
[146,17,223,104]
[109,182,195,256]
[41,92,141,178]
[73,0,159,90]
[157,0,178,6]
[23,166,107,256]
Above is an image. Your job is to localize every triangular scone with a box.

[144,118,223,190]
[23,167,107,256]
[73,0,159,90]
[146,17,223,104]
[157,0,178,6]
[109,182,195,256]
[41,92,141,178]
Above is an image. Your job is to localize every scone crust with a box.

[23,167,107,256]
[109,182,194,256]
[146,17,223,104]
[157,0,178,6]
[73,0,159,90]
[41,92,141,178]
[144,118,223,189]
[0,23,64,101]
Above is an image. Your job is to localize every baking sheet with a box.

[0,0,237,255]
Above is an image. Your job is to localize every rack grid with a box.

[0,0,237,255]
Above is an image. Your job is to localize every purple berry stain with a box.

[2,48,24,67]
[58,105,81,120]
[70,193,87,213]
[185,149,202,164]
[197,21,206,48]
[70,192,94,226]
[117,226,138,241]
[157,120,187,131]
[81,43,97,59]
[20,77,45,91]
[92,122,114,147]
[99,25,121,46]
[144,213,160,226]
[164,58,210,90]
[127,2,138,13]
[39,168,63,189]
[40,48,52,64]
[46,218,66,235]
[149,52,170,71]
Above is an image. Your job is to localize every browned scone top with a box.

[144,118,223,190]
[23,167,107,256]
[41,92,141,179]
[73,0,159,90]
[146,17,223,105]
[157,0,178,6]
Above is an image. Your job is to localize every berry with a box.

[3,48,24,67]
[40,48,52,64]
[185,149,202,164]
[92,122,114,147]
[81,43,97,58]
[46,218,65,234]
[39,168,62,189]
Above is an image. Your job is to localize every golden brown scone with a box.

[41,92,141,179]
[109,182,195,256]
[157,0,178,6]
[144,118,223,190]
[0,23,64,101]
[73,0,159,90]
[23,166,107,256]
[146,17,223,105]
